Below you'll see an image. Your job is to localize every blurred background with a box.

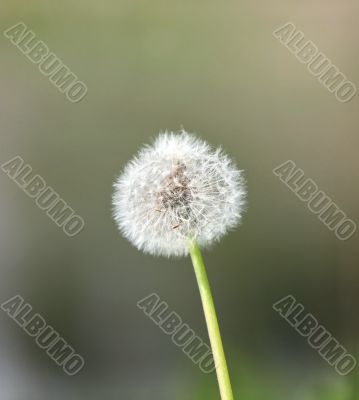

[1,1,358,399]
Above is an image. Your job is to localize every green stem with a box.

[188,240,234,400]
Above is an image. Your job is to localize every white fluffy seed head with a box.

[112,131,246,257]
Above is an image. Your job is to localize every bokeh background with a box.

[1,1,358,399]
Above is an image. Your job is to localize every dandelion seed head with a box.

[112,131,246,257]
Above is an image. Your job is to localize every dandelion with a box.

[113,131,245,257]
[113,130,246,400]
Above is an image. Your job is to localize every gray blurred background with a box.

[0,1,358,399]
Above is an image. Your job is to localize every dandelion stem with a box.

[188,240,234,400]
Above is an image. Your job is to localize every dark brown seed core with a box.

[157,162,193,212]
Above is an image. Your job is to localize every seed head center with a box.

[157,162,193,210]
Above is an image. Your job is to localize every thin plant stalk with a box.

[188,240,234,400]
